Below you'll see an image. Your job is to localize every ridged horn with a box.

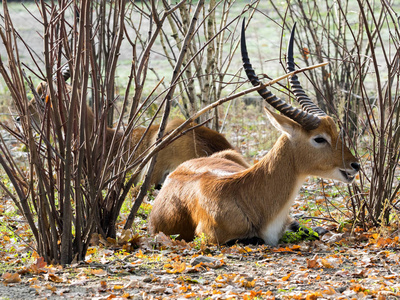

[287,23,326,117]
[241,19,321,130]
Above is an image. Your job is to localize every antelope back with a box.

[24,81,235,188]
[19,48,236,187]
[136,119,235,187]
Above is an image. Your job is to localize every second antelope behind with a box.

[149,22,360,245]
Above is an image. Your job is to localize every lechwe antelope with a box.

[22,69,238,188]
[148,23,360,245]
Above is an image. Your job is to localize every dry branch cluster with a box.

[0,0,256,265]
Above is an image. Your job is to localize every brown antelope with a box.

[23,70,239,188]
[148,22,360,245]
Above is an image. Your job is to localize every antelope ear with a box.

[264,106,301,138]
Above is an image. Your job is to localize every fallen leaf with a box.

[45,284,56,292]
[320,259,334,269]
[48,274,64,283]
[113,285,124,290]
[305,292,322,300]
[240,278,255,288]
[352,269,368,278]
[30,257,47,274]
[322,287,337,295]
[290,245,301,251]
[91,269,107,277]
[248,290,263,298]
[307,258,320,269]
[135,249,147,259]
[87,247,97,255]
[351,283,368,293]
[155,232,175,248]
[99,280,108,292]
[165,261,186,274]
[2,272,21,283]
[281,272,293,281]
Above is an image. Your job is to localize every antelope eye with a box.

[314,137,327,144]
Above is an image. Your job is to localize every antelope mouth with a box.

[339,169,356,183]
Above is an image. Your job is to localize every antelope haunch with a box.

[24,76,236,188]
[148,23,360,245]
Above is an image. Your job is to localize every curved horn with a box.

[241,19,321,130]
[287,23,326,117]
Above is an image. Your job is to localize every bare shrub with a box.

[0,0,259,264]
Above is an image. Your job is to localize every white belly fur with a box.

[259,177,306,245]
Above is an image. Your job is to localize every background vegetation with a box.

[0,0,399,266]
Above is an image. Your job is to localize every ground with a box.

[1,201,400,300]
[1,235,400,300]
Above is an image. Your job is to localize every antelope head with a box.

[241,21,360,183]
[17,66,71,127]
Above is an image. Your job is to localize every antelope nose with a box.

[351,162,360,172]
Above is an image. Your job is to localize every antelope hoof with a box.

[289,220,328,240]
[312,226,329,237]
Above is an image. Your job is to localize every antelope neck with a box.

[231,135,306,229]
